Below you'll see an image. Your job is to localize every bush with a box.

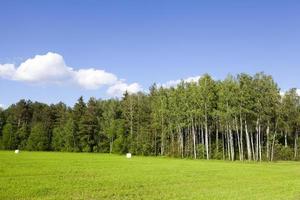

[274,142,293,161]
[0,137,3,149]
[197,144,205,159]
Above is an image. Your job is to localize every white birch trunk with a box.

[201,126,205,158]
[255,119,259,161]
[266,124,270,161]
[285,132,288,148]
[205,112,209,160]
[245,120,252,160]
[192,119,197,159]
[240,113,244,161]
[229,128,234,161]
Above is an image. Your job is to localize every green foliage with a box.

[79,97,99,152]
[197,144,205,159]
[16,124,30,149]
[274,142,294,161]
[0,73,300,162]
[26,123,48,151]
[51,127,65,151]
[2,123,16,150]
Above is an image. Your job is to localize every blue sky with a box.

[1,0,300,107]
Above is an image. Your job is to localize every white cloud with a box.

[14,52,72,82]
[160,75,201,88]
[107,81,142,97]
[0,52,72,83]
[74,68,117,90]
[280,91,285,96]
[184,75,202,83]
[280,89,300,97]
[0,104,5,109]
[0,52,142,96]
[162,79,181,88]
[0,53,72,83]
[0,64,16,79]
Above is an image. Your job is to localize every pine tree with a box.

[79,97,99,152]
[73,96,86,151]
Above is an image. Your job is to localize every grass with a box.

[0,151,300,200]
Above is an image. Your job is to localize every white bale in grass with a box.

[126,153,132,159]
[15,149,19,154]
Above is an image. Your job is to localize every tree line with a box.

[0,72,299,161]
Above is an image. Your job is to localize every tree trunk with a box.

[240,113,244,160]
[209,129,212,157]
[171,130,175,156]
[177,128,180,157]
[205,113,209,160]
[294,131,298,159]
[236,128,241,161]
[216,124,219,154]
[255,119,259,161]
[222,132,225,160]
[229,128,234,161]
[227,133,231,160]
[245,120,252,160]
[284,132,287,148]
[154,130,157,156]
[250,132,255,161]
[271,131,277,161]
[110,137,113,153]
[192,119,197,159]
[266,124,270,161]
[235,117,241,161]
[161,115,164,156]
[258,122,262,162]
[130,97,133,137]
[180,128,184,158]
[258,124,262,162]
[226,124,231,160]
[201,125,205,159]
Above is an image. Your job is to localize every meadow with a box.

[0,151,300,200]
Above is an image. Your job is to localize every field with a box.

[0,151,300,200]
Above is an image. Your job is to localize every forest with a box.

[0,72,299,161]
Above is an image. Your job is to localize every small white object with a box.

[15,149,19,154]
[126,153,132,159]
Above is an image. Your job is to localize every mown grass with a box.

[0,151,300,200]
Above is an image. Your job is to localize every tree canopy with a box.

[0,72,299,161]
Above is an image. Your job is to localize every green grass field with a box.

[0,151,300,200]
